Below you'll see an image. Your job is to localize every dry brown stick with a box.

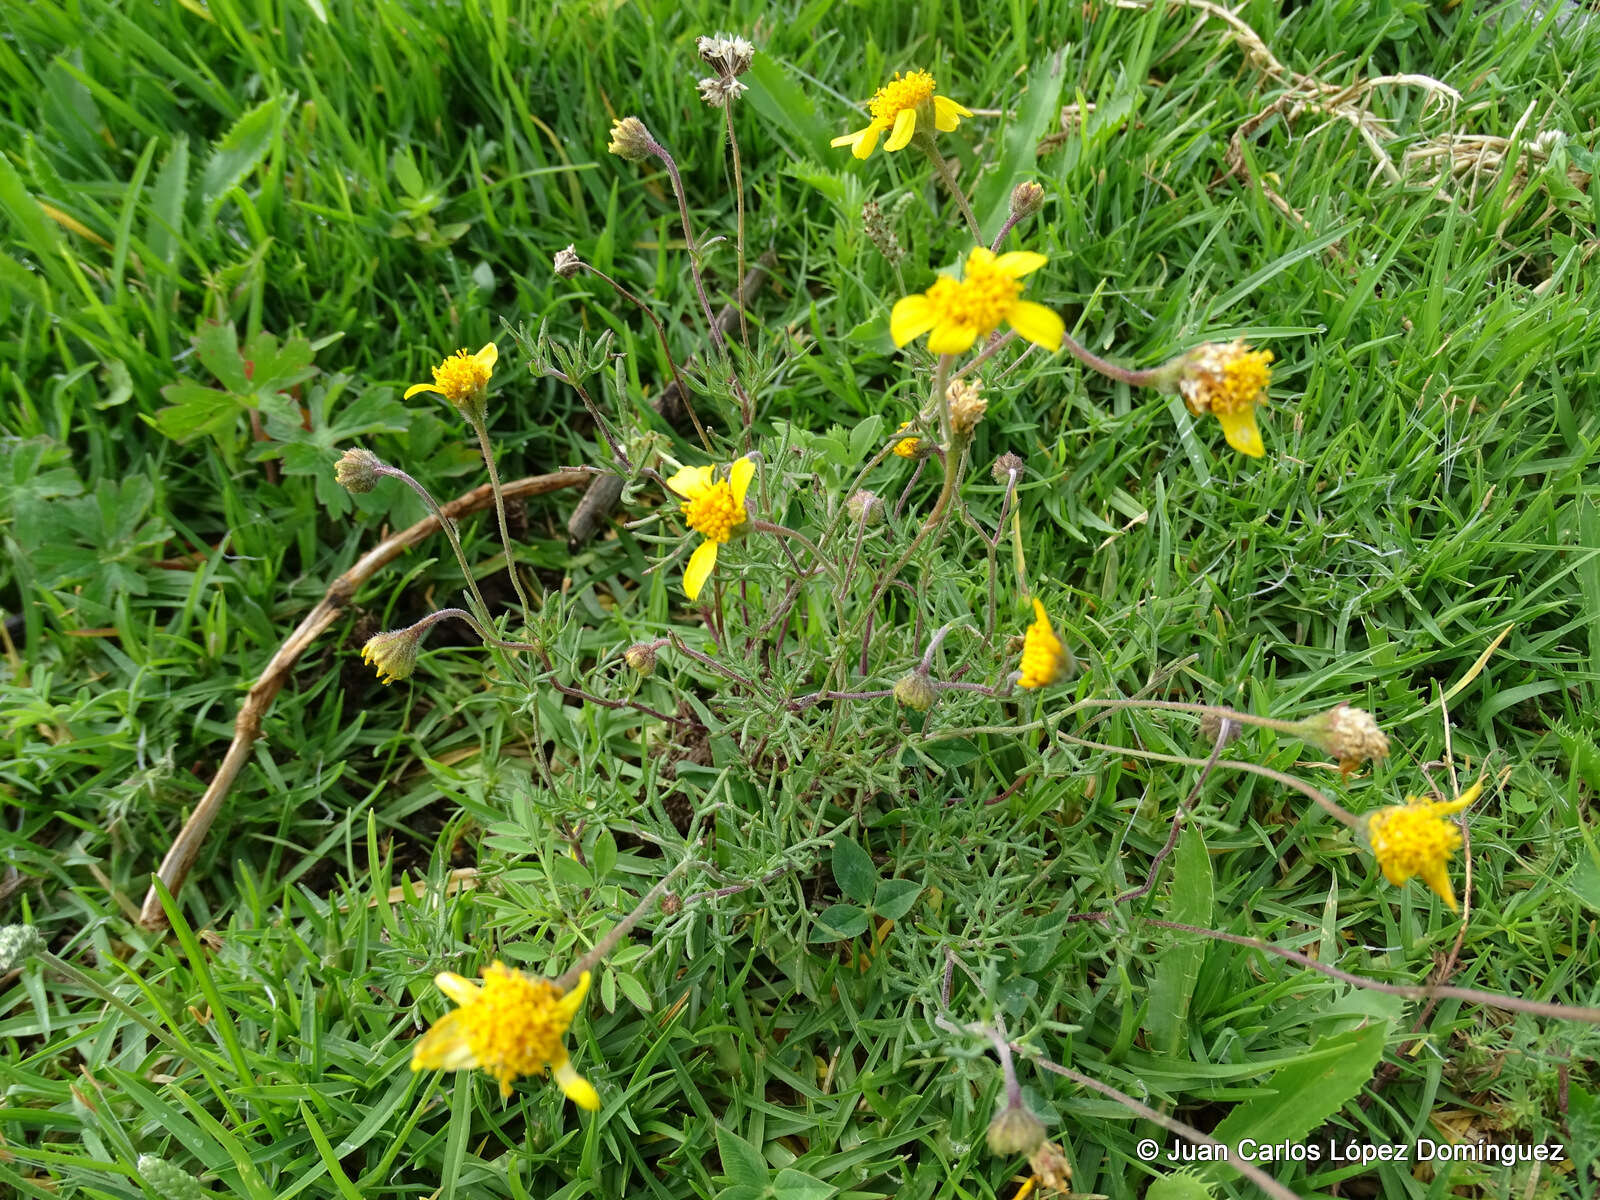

[137,468,589,932]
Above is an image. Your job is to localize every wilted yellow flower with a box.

[1299,704,1390,777]
[607,116,654,162]
[1365,781,1481,912]
[831,69,973,160]
[1174,340,1274,458]
[947,377,987,435]
[891,247,1064,356]
[892,421,926,458]
[1017,599,1071,689]
[404,344,497,418]
[411,962,599,1109]
[668,457,755,601]
[361,627,423,685]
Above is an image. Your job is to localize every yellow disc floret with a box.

[1364,782,1480,912]
[411,962,598,1108]
[682,480,747,544]
[1017,599,1072,689]
[667,458,757,601]
[869,70,937,123]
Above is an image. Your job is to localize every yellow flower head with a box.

[893,421,927,458]
[891,247,1064,356]
[1364,781,1481,912]
[404,343,498,418]
[831,70,973,160]
[667,457,756,601]
[1017,599,1072,689]
[1175,340,1274,458]
[411,962,598,1109]
[361,627,423,685]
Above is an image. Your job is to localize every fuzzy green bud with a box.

[0,924,42,971]
[893,672,937,712]
[360,626,424,685]
[846,490,883,527]
[607,117,655,162]
[1010,181,1046,219]
[987,1102,1046,1156]
[624,642,658,676]
[334,447,384,494]
[136,1156,212,1200]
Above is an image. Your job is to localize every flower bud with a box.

[624,642,658,676]
[1297,704,1389,777]
[0,924,42,972]
[1010,181,1045,218]
[607,116,655,162]
[846,489,883,526]
[553,244,583,279]
[893,671,938,712]
[986,1101,1046,1156]
[334,447,384,494]
[991,452,1025,483]
[1198,710,1243,749]
[361,626,425,685]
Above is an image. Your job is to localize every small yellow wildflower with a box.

[892,421,926,458]
[891,247,1064,356]
[404,343,497,417]
[831,70,973,160]
[411,962,599,1109]
[667,457,755,601]
[361,627,422,685]
[1175,340,1274,458]
[1364,781,1481,912]
[1017,599,1072,689]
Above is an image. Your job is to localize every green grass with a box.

[3,0,1600,1198]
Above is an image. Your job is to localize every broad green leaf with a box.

[1144,825,1213,1055]
[146,135,189,268]
[832,836,878,905]
[152,381,245,444]
[772,1168,834,1200]
[1204,1022,1389,1181]
[745,53,835,164]
[1146,1173,1216,1200]
[811,904,869,942]
[873,878,922,921]
[201,94,286,219]
[714,1125,768,1189]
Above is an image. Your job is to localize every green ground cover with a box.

[3,0,1600,1197]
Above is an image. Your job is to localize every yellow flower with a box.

[891,247,1064,356]
[892,421,926,458]
[404,343,498,416]
[361,627,422,685]
[831,70,973,160]
[1364,781,1481,912]
[1175,340,1274,458]
[1017,599,1071,689]
[668,457,755,601]
[411,962,599,1109]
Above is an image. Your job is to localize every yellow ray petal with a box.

[890,295,938,347]
[884,107,917,152]
[666,465,715,500]
[684,539,719,601]
[474,343,498,370]
[1005,301,1064,352]
[831,125,868,148]
[410,1011,478,1071]
[932,95,966,131]
[1419,860,1460,912]
[434,971,481,1005]
[992,251,1048,278]
[404,383,444,400]
[925,320,979,356]
[553,1058,600,1111]
[965,246,996,271]
[729,457,755,507]
[1215,406,1265,458]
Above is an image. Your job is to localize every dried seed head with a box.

[697,76,749,107]
[0,925,42,972]
[1198,710,1243,749]
[624,642,658,676]
[861,200,905,265]
[986,1101,1047,1156]
[658,891,683,916]
[947,377,987,436]
[1010,181,1046,218]
[846,489,883,526]
[607,116,655,162]
[893,671,938,712]
[991,452,1025,483]
[696,33,755,77]
[553,244,583,279]
[1028,1140,1074,1191]
[334,447,384,494]
[1298,704,1389,777]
